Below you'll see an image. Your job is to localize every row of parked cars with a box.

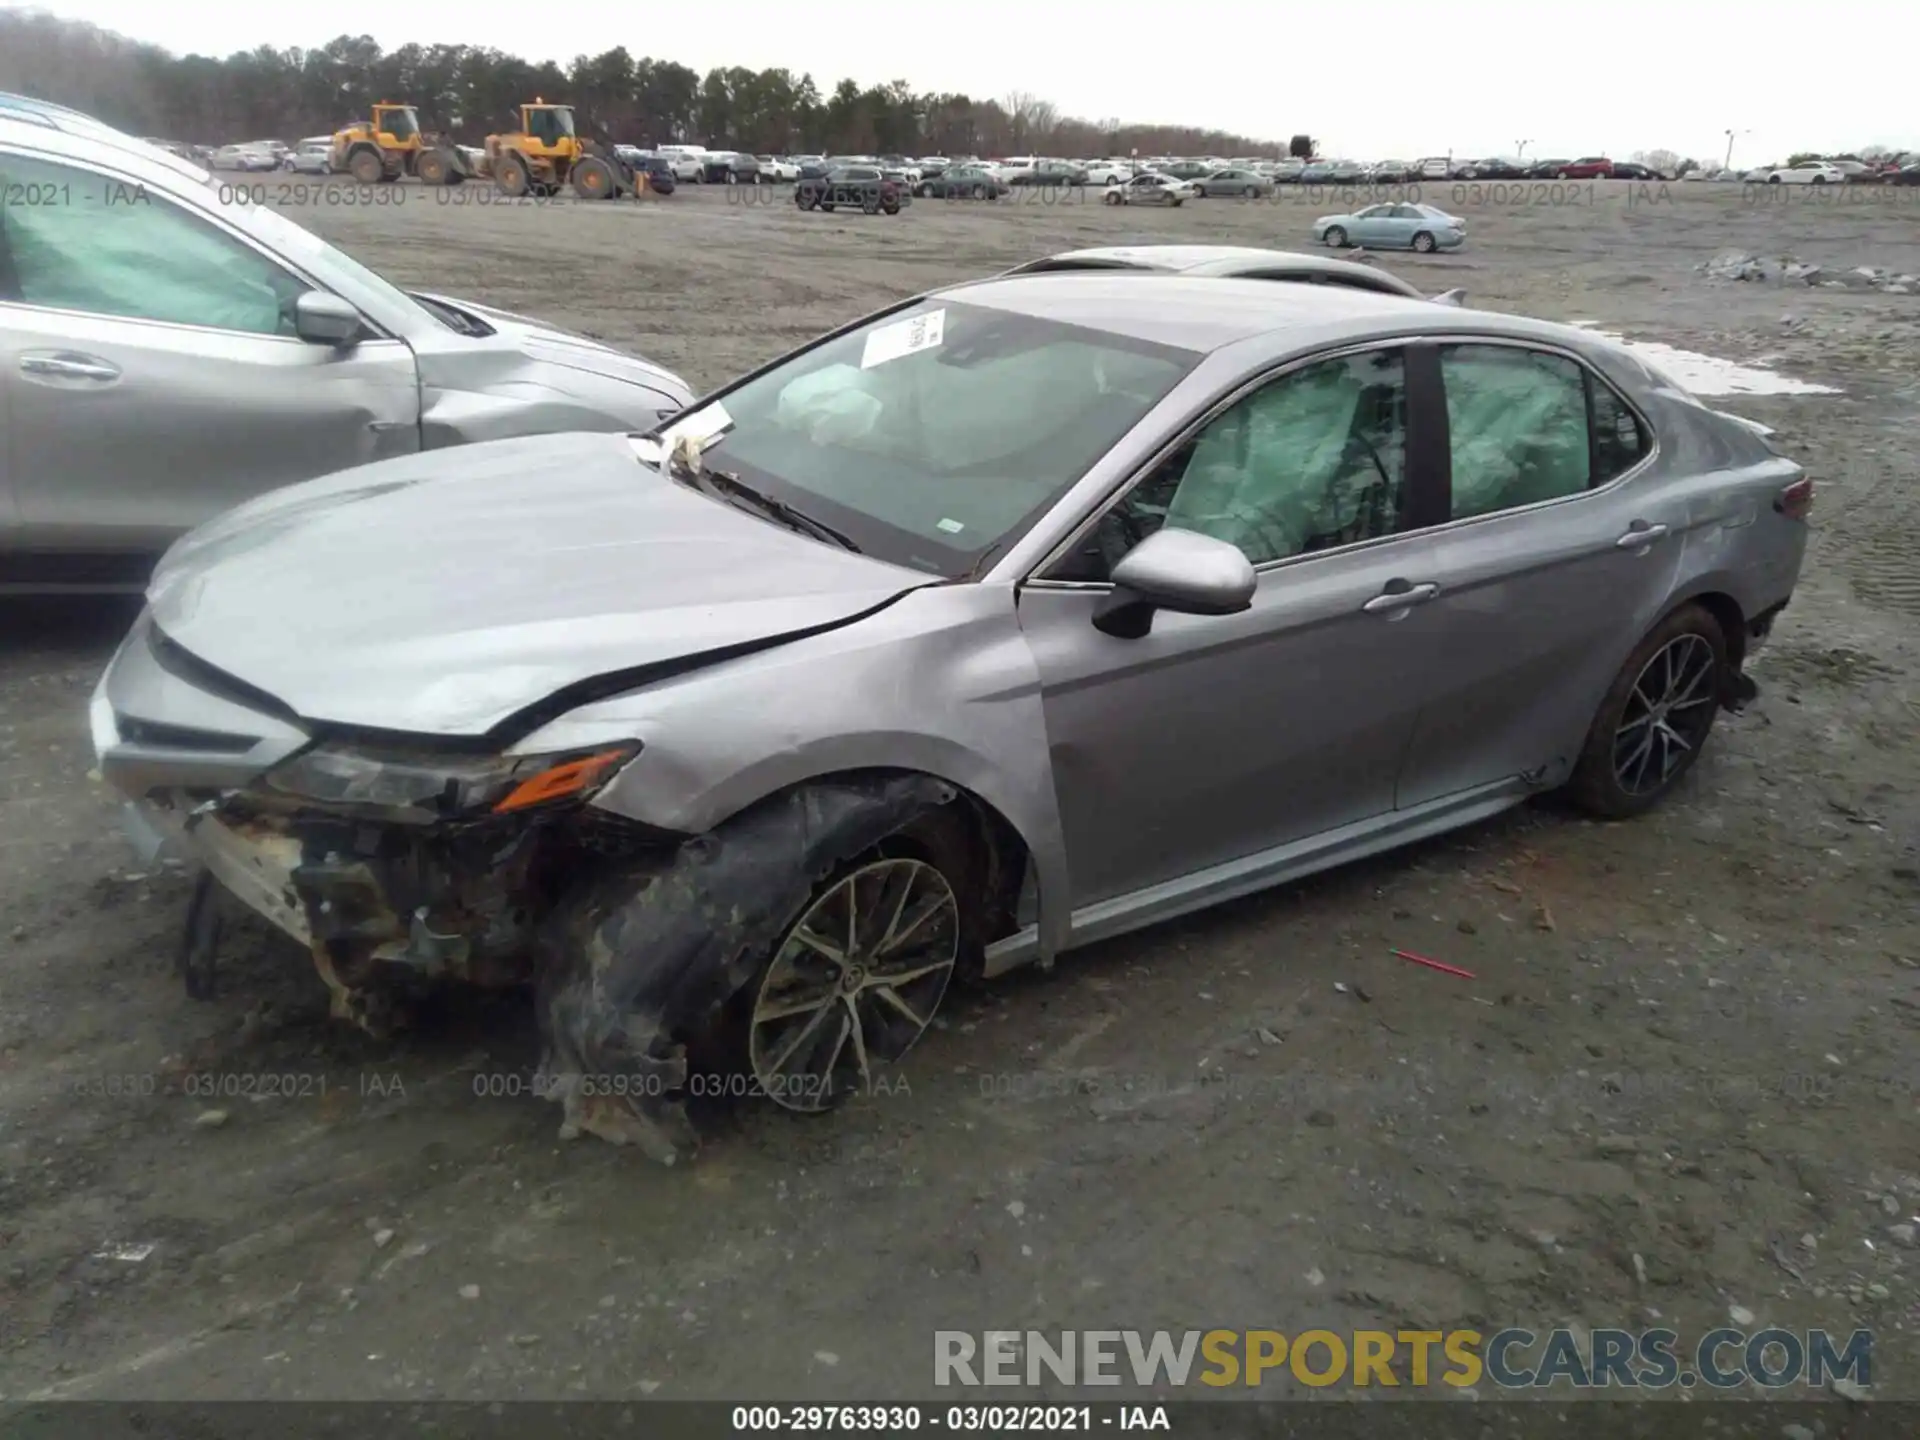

[167,132,1920,197]
[1692,157,1920,185]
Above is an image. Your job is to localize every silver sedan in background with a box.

[1193,167,1276,197]
[91,274,1810,1161]
[0,108,693,591]
[1102,172,1196,205]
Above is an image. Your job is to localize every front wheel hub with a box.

[748,857,958,1113]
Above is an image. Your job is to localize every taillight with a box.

[1776,477,1814,519]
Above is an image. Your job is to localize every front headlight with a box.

[261,742,639,820]
[89,689,119,762]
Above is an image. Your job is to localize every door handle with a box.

[1615,522,1669,549]
[1362,581,1439,614]
[20,352,121,382]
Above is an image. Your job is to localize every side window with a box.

[1440,345,1591,519]
[0,152,304,336]
[1050,349,1410,580]
[1590,373,1651,482]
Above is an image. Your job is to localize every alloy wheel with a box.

[1612,634,1718,796]
[747,858,958,1113]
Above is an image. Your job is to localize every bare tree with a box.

[1002,89,1057,150]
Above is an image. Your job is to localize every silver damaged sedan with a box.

[91,275,1812,1161]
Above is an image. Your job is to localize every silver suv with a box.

[0,98,694,591]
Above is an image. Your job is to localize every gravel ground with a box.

[1,178,1917,1405]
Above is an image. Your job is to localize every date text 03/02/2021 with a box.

[730,1406,1167,1432]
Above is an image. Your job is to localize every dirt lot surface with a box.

[2,179,1918,1406]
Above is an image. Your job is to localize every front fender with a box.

[420,377,685,444]
[512,585,1072,959]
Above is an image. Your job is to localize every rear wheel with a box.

[415,148,451,185]
[1567,604,1729,819]
[1412,230,1437,252]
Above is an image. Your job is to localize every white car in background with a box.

[212,143,279,172]
[1082,160,1132,185]
[655,144,709,182]
[286,136,333,174]
[754,155,798,182]
[1764,161,1847,184]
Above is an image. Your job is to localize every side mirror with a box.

[293,290,364,347]
[1093,528,1257,638]
[1431,288,1468,306]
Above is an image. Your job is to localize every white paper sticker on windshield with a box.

[936,518,965,534]
[861,309,945,369]
[660,399,732,448]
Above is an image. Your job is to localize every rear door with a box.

[0,144,422,566]
[1393,340,1684,809]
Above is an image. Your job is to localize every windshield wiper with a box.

[665,447,862,553]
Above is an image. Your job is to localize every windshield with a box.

[384,108,420,140]
[215,195,425,322]
[551,107,577,137]
[670,300,1198,575]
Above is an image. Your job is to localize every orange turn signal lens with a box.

[491,748,632,814]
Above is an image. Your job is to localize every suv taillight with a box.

[1776,477,1814,519]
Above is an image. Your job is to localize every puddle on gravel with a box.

[1565,322,1842,396]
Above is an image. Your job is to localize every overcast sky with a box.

[36,0,1917,161]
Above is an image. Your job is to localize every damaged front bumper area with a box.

[93,616,960,1164]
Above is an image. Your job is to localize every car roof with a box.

[1004,245,1426,299]
[947,272,1605,361]
[0,100,213,186]
[947,272,1456,351]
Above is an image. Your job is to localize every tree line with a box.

[0,11,1288,158]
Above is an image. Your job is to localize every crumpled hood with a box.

[147,432,926,738]
[415,291,689,398]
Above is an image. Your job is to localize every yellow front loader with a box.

[330,103,471,185]
[476,100,636,199]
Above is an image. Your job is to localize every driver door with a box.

[1346,205,1391,244]
[1017,344,1453,911]
[0,146,419,559]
